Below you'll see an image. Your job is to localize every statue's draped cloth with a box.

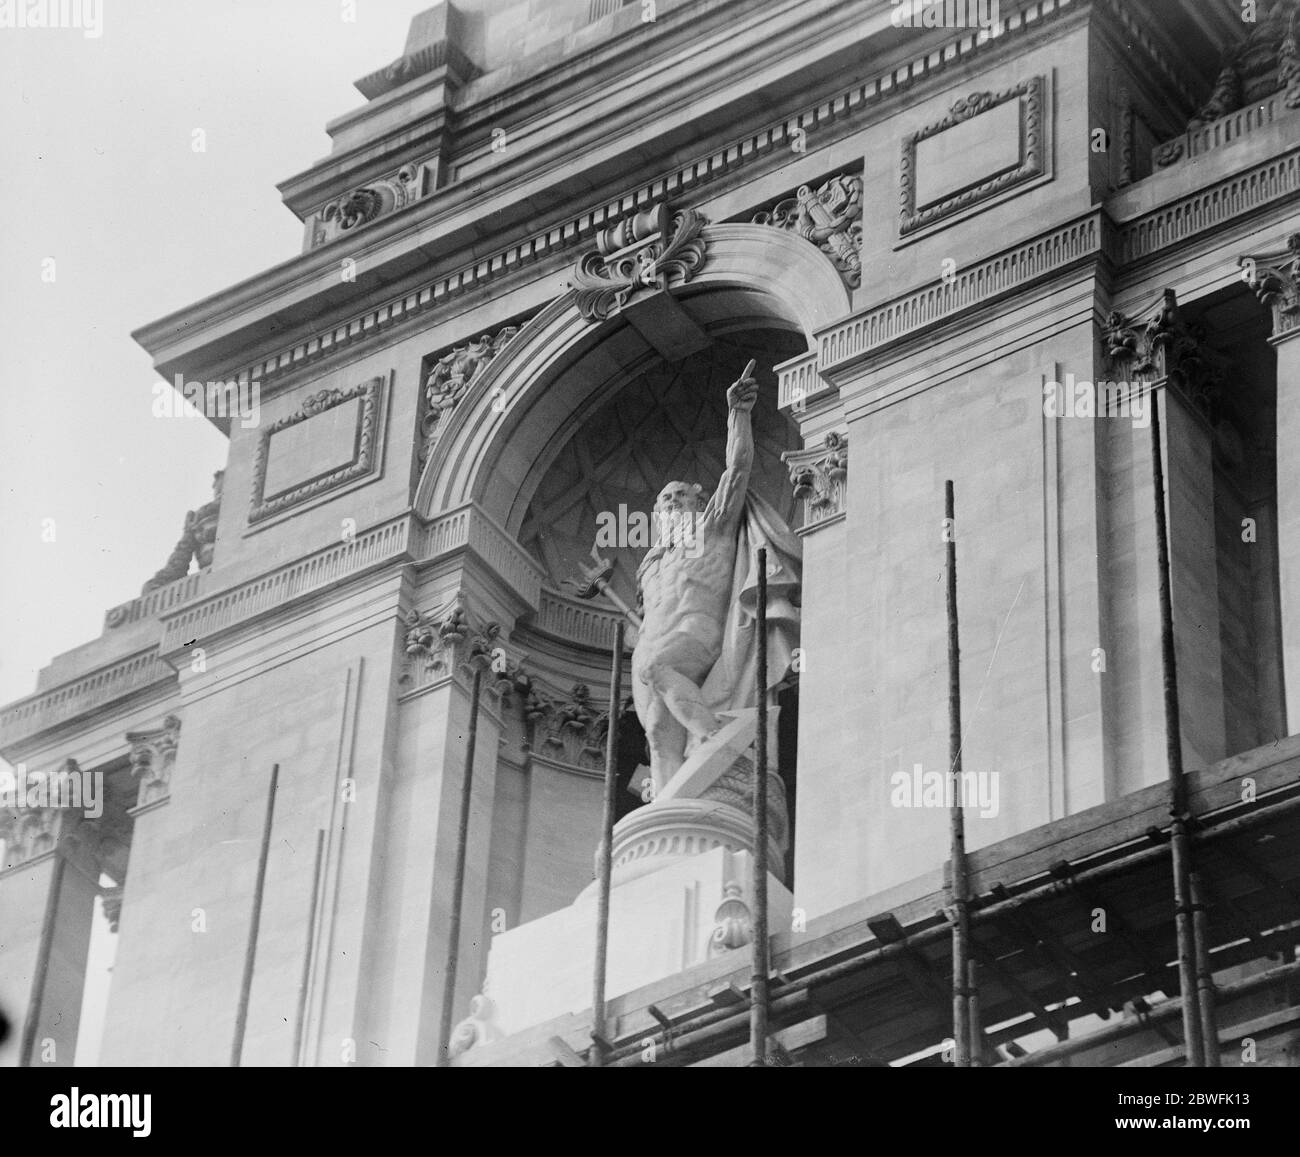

[690,492,801,754]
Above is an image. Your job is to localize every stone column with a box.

[782,430,848,898]
[1242,236,1300,733]
[1103,292,1229,773]
[0,768,98,1067]
[363,570,520,1066]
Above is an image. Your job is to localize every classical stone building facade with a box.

[4,0,1300,1067]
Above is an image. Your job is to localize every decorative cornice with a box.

[810,212,1106,382]
[1240,232,1300,338]
[156,506,543,659]
[1154,90,1297,171]
[106,570,205,631]
[532,587,625,651]
[753,171,862,288]
[899,76,1045,239]
[1113,148,1300,265]
[125,715,181,811]
[211,0,1083,393]
[569,206,708,322]
[783,431,848,529]
[248,377,385,524]
[420,325,521,469]
[0,650,176,756]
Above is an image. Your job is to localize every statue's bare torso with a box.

[631,371,757,791]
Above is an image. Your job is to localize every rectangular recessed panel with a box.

[262,396,361,499]
[914,98,1022,208]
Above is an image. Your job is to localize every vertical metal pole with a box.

[945,480,972,1069]
[291,828,327,1066]
[750,547,771,1066]
[967,958,983,1066]
[437,665,483,1066]
[589,620,625,1067]
[19,847,66,1067]
[231,762,279,1067]
[1150,392,1205,1068]
[1191,870,1221,1066]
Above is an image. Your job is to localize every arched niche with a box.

[414,223,851,531]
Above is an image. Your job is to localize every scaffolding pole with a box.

[945,481,974,1067]
[231,762,279,1067]
[589,619,625,1067]
[437,664,484,1067]
[19,845,66,1067]
[750,546,771,1066]
[1149,389,1208,1067]
[291,828,326,1065]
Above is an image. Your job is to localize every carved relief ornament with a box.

[419,325,520,467]
[782,431,849,527]
[569,205,708,322]
[1240,233,1300,338]
[753,172,863,287]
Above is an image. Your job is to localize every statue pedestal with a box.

[458,843,792,1047]
[450,721,792,1055]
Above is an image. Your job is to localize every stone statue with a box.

[141,470,224,593]
[631,362,801,793]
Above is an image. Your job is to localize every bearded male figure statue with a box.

[631,361,802,796]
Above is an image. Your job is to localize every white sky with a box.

[0,2,420,716]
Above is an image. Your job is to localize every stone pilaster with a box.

[1242,235,1300,731]
[1103,290,1228,770]
[0,762,97,1066]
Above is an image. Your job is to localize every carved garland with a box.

[248,377,384,524]
[419,325,521,468]
[899,76,1045,237]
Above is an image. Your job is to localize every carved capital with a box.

[568,206,708,322]
[0,764,70,870]
[782,431,849,527]
[419,325,520,467]
[1102,290,1224,420]
[753,172,863,288]
[126,715,181,810]
[400,592,507,692]
[1240,233,1300,338]
[530,682,607,770]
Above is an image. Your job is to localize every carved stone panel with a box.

[899,76,1047,239]
[249,377,386,524]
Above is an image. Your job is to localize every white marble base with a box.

[466,846,792,1042]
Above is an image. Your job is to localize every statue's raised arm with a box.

[704,359,757,529]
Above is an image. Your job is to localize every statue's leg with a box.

[643,693,688,794]
[638,633,722,745]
